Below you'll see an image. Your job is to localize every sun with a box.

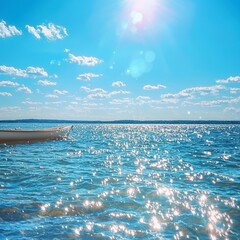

[119,0,169,37]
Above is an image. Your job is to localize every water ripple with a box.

[0,123,239,239]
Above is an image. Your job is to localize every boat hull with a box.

[0,125,73,144]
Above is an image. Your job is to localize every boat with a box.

[0,125,73,144]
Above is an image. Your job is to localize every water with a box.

[0,123,239,239]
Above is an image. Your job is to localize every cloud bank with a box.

[112,81,126,87]
[0,80,19,87]
[0,92,12,96]
[216,76,240,84]
[26,23,68,40]
[0,20,22,38]
[17,85,32,94]
[0,65,48,78]
[143,84,166,90]
[65,49,103,66]
[38,80,57,86]
[77,73,102,81]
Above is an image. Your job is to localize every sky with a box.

[0,0,239,120]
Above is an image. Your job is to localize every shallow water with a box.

[0,123,239,239]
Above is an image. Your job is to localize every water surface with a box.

[0,123,239,239]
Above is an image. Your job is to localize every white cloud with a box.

[216,76,240,84]
[54,89,68,95]
[0,80,19,87]
[135,96,152,105]
[45,94,58,98]
[197,96,240,107]
[180,85,225,96]
[198,100,224,107]
[70,102,78,105]
[17,86,32,94]
[159,97,179,104]
[44,89,68,98]
[45,101,66,105]
[26,23,68,40]
[81,86,107,94]
[0,20,22,38]
[22,100,42,105]
[0,65,48,78]
[26,67,48,77]
[110,90,130,96]
[160,85,225,101]
[89,91,130,99]
[224,107,240,113]
[224,96,240,104]
[198,85,224,93]
[0,92,12,96]
[160,92,191,101]
[25,25,41,39]
[38,80,57,86]
[136,96,151,101]
[112,81,126,87]
[77,73,102,81]
[0,106,20,111]
[143,84,166,90]
[80,86,130,100]
[81,102,99,107]
[87,92,109,99]
[81,86,130,99]
[0,65,27,77]
[229,88,240,94]
[110,98,133,105]
[67,52,103,66]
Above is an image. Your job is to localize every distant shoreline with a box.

[0,119,239,124]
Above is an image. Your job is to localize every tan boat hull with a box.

[0,125,73,144]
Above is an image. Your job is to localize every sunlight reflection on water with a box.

[0,123,239,239]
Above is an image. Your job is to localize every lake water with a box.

[0,123,239,239]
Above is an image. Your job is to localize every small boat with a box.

[0,125,73,144]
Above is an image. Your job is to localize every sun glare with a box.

[119,0,169,37]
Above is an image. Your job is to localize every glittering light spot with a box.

[109,212,134,219]
[41,203,50,212]
[127,187,136,197]
[173,209,180,216]
[222,154,231,160]
[149,216,161,231]
[83,200,103,210]
[109,224,136,236]
[86,222,94,232]
[73,227,82,236]
[199,194,207,206]
[204,151,212,156]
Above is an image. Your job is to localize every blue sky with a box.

[0,0,239,120]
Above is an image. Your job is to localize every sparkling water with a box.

[0,123,239,239]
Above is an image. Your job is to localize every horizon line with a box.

[0,119,239,124]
